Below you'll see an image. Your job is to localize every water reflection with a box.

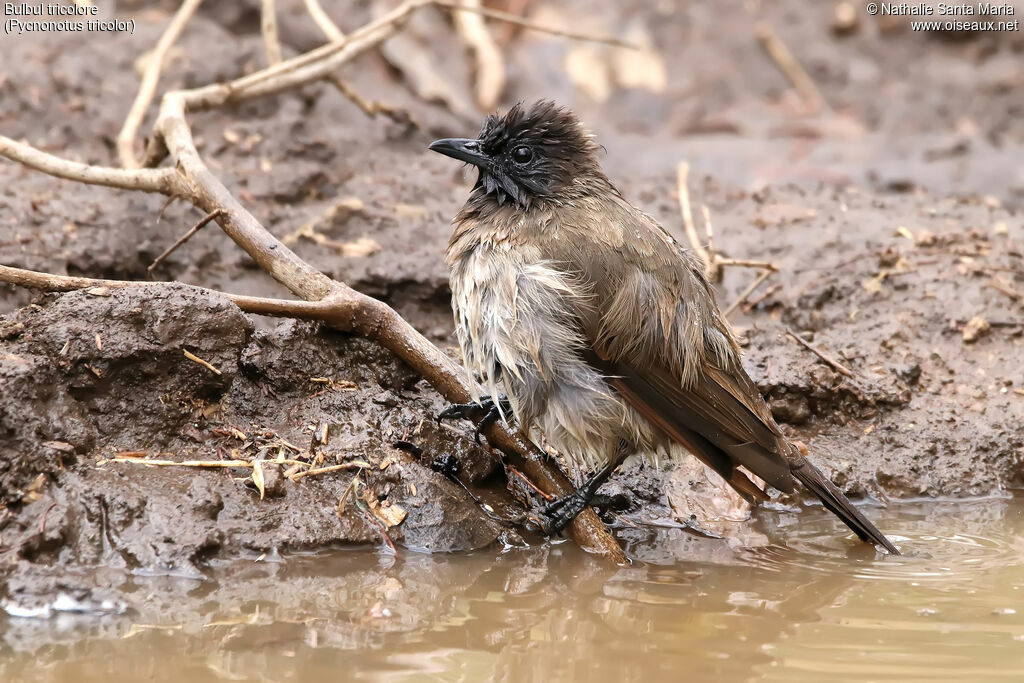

[2,498,1024,681]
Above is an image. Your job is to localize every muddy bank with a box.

[0,285,517,584]
[0,0,1022,623]
[1,182,1021,588]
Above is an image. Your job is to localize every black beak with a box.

[428,138,489,168]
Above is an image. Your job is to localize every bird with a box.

[429,101,898,554]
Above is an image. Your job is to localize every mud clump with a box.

[0,284,251,503]
[0,286,512,585]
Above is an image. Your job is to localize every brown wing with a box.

[535,193,898,553]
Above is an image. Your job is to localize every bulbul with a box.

[430,101,898,554]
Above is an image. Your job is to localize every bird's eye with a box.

[511,146,533,164]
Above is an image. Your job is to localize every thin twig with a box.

[722,268,774,317]
[354,483,398,553]
[304,0,344,41]
[435,0,638,49]
[182,349,223,375]
[453,0,505,110]
[298,0,413,124]
[326,75,413,124]
[148,209,224,274]
[988,279,1022,302]
[105,458,254,468]
[718,258,778,270]
[288,461,370,481]
[700,203,715,256]
[785,327,859,380]
[743,283,780,312]
[677,162,713,275]
[118,0,205,168]
[39,502,57,535]
[261,0,284,65]
[755,22,826,112]
[337,471,360,513]
[506,465,554,501]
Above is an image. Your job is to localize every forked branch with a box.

[0,0,630,562]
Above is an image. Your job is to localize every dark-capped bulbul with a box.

[430,101,898,554]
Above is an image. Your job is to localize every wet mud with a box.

[0,0,1022,637]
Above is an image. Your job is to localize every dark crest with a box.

[430,101,603,208]
[476,101,600,206]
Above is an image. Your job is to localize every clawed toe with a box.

[541,490,591,536]
[436,395,512,443]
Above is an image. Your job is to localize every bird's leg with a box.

[542,440,631,536]
[436,394,512,444]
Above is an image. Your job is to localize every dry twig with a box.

[261,0,284,65]
[755,23,827,112]
[0,0,627,562]
[436,0,637,49]
[299,0,413,123]
[148,209,224,274]
[182,349,222,375]
[676,162,713,277]
[453,0,505,110]
[722,268,775,318]
[304,0,344,40]
[676,161,778,317]
[785,327,859,380]
[118,0,205,168]
[288,461,370,481]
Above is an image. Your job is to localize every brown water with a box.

[3,497,1024,682]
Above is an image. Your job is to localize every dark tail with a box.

[792,462,900,555]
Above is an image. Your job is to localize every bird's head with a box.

[429,101,603,208]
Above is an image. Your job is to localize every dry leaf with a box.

[363,489,407,527]
[252,460,266,500]
[336,236,380,258]
[861,275,885,293]
[895,226,914,240]
[394,203,428,220]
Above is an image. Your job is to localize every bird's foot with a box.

[541,489,593,536]
[436,394,511,444]
[541,491,632,535]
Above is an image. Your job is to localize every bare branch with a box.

[435,0,639,49]
[452,0,505,110]
[0,0,628,562]
[261,0,284,65]
[300,0,413,124]
[303,0,344,41]
[677,162,713,274]
[0,134,178,194]
[118,0,205,168]
[755,22,827,112]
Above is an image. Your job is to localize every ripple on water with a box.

[739,501,1024,587]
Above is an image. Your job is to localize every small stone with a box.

[961,316,990,344]
[831,2,859,36]
[915,229,937,247]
